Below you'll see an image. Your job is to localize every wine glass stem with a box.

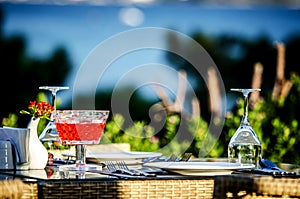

[51,91,57,110]
[50,91,57,121]
[240,91,251,126]
[244,94,248,118]
[75,145,86,165]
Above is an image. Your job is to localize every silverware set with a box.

[145,152,192,163]
[86,154,299,179]
[88,153,193,179]
[105,161,156,177]
[105,161,139,176]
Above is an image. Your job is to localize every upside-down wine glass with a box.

[53,110,109,172]
[38,86,69,143]
[228,88,262,167]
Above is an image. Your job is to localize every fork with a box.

[180,153,192,162]
[167,154,179,162]
[105,161,138,176]
[117,161,156,177]
[167,153,192,162]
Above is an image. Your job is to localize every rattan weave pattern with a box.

[38,180,118,199]
[0,179,38,199]
[255,176,300,197]
[0,179,25,199]
[117,179,214,199]
[22,182,38,199]
[38,179,214,199]
[214,175,300,198]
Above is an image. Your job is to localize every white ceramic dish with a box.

[63,151,161,161]
[63,151,162,168]
[143,161,255,176]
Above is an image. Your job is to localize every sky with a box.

[1,2,300,107]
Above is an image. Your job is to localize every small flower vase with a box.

[27,117,48,170]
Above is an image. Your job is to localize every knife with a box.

[234,167,297,177]
[250,168,297,177]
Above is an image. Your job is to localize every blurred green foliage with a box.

[101,74,300,165]
[102,113,221,157]
[1,113,18,127]
[102,113,159,152]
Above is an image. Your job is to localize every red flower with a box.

[20,101,54,120]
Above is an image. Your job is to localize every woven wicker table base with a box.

[214,175,300,198]
[38,179,214,199]
[1,174,300,198]
[0,179,37,199]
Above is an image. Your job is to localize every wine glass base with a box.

[58,163,103,172]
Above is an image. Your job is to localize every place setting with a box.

[7,87,296,180]
[2,86,296,181]
[0,87,299,199]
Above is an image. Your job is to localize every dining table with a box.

[0,157,299,199]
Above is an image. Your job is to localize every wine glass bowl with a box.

[228,88,262,167]
[53,110,109,172]
[54,110,109,145]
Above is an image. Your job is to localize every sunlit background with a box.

[2,0,300,103]
[1,0,300,163]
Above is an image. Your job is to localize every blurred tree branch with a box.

[272,42,293,103]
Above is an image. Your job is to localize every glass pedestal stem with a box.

[241,92,250,126]
[75,145,86,165]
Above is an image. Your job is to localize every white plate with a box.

[62,151,162,168]
[63,151,162,160]
[143,161,255,176]
[88,151,162,160]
